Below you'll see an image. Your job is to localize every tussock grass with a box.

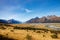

[26,34,32,40]
[0,34,16,40]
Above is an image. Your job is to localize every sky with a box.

[0,0,60,22]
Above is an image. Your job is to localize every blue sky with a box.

[0,0,60,22]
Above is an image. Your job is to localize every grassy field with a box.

[0,23,60,40]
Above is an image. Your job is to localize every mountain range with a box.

[26,15,60,23]
[0,19,21,24]
[0,15,60,24]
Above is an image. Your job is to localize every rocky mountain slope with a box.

[26,15,60,23]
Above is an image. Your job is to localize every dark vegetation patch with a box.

[0,34,16,40]
[0,26,6,30]
[43,35,45,37]
[0,23,14,27]
[36,31,41,33]
[26,34,32,40]
[10,30,14,32]
[51,33,58,39]
[14,26,48,30]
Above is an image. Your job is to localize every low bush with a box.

[10,30,14,32]
[26,34,32,40]
[51,33,58,38]
[36,31,40,33]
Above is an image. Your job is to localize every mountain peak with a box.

[34,17,39,19]
[8,19,21,24]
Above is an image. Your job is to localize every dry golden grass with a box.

[0,23,60,40]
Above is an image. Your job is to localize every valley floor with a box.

[0,23,60,40]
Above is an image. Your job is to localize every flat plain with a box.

[0,23,60,40]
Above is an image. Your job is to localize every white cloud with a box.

[25,9,32,13]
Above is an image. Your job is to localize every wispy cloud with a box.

[25,9,32,13]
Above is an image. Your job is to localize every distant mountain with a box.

[0,19,21,24]
[26,15,60,23]
[0,19,8,23]
[8,19,21,24]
